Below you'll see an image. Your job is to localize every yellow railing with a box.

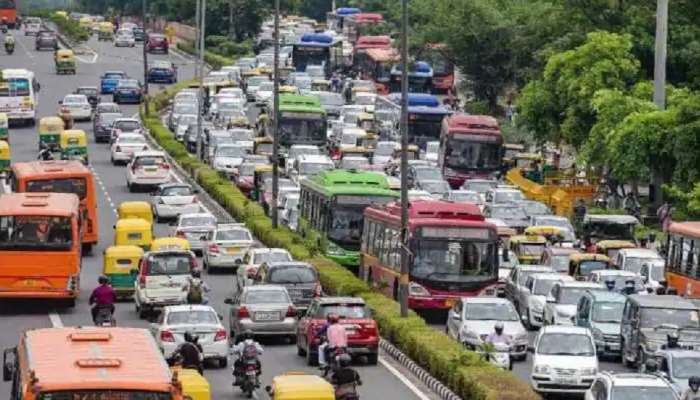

[506,168,598,217]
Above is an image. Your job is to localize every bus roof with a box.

[668,221,700,238]
[12,160,92,179]
[0,69,34,79]
[279,93,325,114]
[390,61,433,77]
[302,169,398,197]
[349,13,384,24]
[336,7,361,16]
[356,35,391,49]
[22,327,174,392]
[365,200,493,231]
[366,48,400,63]
[443,114,501,136]
[385,93,450,115]
[299,32,335,45]
[0,193,79,217]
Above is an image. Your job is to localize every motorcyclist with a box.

[604,278,616,292]
[485,322,512,346]
[624,192,640,218]
[642,358,658,374]
[89,276,116,324]
[4,33,15,53]
[231,329,263,385]
[183,269,209,304]
[172,332,204,374]
[622,279,637,295]
[681,376,700,400]
[38,143,54,161]
[318,313,348,368]
[662,331,680,350]
[331,353,362,400]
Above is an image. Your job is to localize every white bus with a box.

[0,69,39,126]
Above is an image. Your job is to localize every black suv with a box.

[35,31,58,51]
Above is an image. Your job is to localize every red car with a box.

[233,163,255,196]
[146,34,169,54]
[296,297,379,366]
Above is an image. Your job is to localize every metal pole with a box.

[653,0,668,110]
[271,0,280,229]
[194,0,200,78]
[399,0,409,318]
[228,0,234,38]
[196,0,206,161]
[332,0,336,13]
[142,0,149,116]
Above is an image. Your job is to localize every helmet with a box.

[191,269,201,278]
[241,329,254,341]
[183,332,195,343]
[98,276,109,285]
[327,313,340,324]
[644,359,658,373]
[667,331,679,347]
[605,279,616,289]
[337,353,352,367]
[689,376,700,391]
[494,322,504,334]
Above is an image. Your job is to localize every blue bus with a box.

[326,7,361,32]
[374,93,451,149]
[389,61,434,94]
[292,33,342,79]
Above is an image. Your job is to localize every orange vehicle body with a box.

[358,48,400,95]
[0,193,81,301]
[11,160,99,249]
[665,221,700,298]
[0,1,17,28]
[6,327,184,399]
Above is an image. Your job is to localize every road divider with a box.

[139,85,541,400]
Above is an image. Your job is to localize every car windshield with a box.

[167,310,218,325]
[104,73,125,79]
[535,217,573,231]
[600,275,644,291]
[64,96,86,104]
[181,216,216,227]
[0,216,73,251]
[640,307,700,329]
[278,115,326,145]
[174,104,197,114]
[134,156,165,167]
[147,254,192,275]
[609,387,677,400]
[253,251,292,264]
[463,181,496,193]
[317,304,369,319]
[549,255,571,273]
[495,191,524,203]
[521,202,551,216]
[118,81,139,89]
[289,147,320,159]
[648,264,665,281]
[216,229,251,241]
[672,355,700,379]
[413,239,497,283]
[161,186,192,196]
[178,115,197,126]
[268,266,317,284]
[537,333,594,356]
[422,181,450,195]
[115,121,140,131]
[77,88,97,96]
[340,158,369,170]
[217,146,246,157]
[533,279,559,296]
[558,287,590,305]
[244,290,290,304]
[464,302,518,321]
[625,257,661,274]
[592,301,624,323]
[450,192,481,203]
[491,206,527,220]
[299,162,333,175]
[375,143,396,156]
[356,95,375,105]
[579,261,609,276]
[414,168,442,180]
[518,270,546,286]
[258,82,274,92]
[118,135,145,144]
[585,221,636,241]
[517,243,545,257]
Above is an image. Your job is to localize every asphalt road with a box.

[0,30,442,400]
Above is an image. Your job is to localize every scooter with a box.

[5,42,13,54]
[322,346,348,377]
[94,306,116,327]
[479,342,512,370]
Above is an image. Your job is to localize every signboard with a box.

[419,227,493,240]
[335,195,395,206]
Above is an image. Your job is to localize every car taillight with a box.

[237,306,249,319]
[160,330,175,342]
[214,329,227,341]
[138,274,146,288]
[286,305,296,317]
[191,197,198,203]
[208,243,220,253]
[175,231,185,238]
[162,163,170,170]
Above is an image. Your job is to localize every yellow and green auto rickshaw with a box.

[509,234,548,265]
[59,129,88,164]
[103,245,144,297]
[38,116,64,151]
[98,22,114,41]
[0,113,8,142]
[569,253,612,280]
[253,136,273,156]
[251,164,272,201]
[79,17,93,30]
[357,112,378,135]
[117,201,154,225]
[55,49,77,75]
[265,372,335,400]
[311,79,331,92]
[172,367,211,400]
[151,237,191,252]
[113,218,153,251]
[0,141,10,173]
[524,226,571,246]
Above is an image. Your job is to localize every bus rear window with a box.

[0,79,30,97]
[38,391,173,400]
[26,178,87,200]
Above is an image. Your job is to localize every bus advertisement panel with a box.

[665,222,700,298]
[272,94,328,149]
[375,93,451,150]
[0,69,39,126]
[438,114,503,187]
[0,193,81,305]
[362,200,499,310]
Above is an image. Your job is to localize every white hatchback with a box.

[202,224,254,271]
[111,133,148,165]
[60,94,92,121]
[126,151,171,191]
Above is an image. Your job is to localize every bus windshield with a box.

[0,216,73,251]
[412,239,497,283]
[294,46,329,71]
[0,78,30,97]
[445,137,501,171]
[279,114,327,145]
[329,197,395,248]
[408,113,445,148]
[26,178,87,200]
[38,391,172,400]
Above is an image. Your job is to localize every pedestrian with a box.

[657,201,673,232]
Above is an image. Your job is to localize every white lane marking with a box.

[49,312,64,328]
[76,51,99,64]
[379,356,432,400]
[89,165,118,216]
[16,36,34,60]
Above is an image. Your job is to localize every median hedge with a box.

[140,87,541,400]
[49,13,90,43]
[175,40,235,70]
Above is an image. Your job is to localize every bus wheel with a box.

[82,243,93,255]
[64,298,76,308]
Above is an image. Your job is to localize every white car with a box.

[353,92,376,113]
[520,273,574,329]
[111,118,146,142]
[212,143,249,174]
[531,325,598,395]
[134,250,196,317]
[290,154,334,183]
[151,183,201,221]
[202,223,254,271]
[60,94,92,121]
[280,193,299,230]
[485,188,526,205]
[584,371,679,400]
[172,213,218,253]
[424,141,439,164]
[234,248,293,293]
[114,30,136,47]
[151,304,228,367]
[373,141,398,166]
[217,87,245,102]
[586,269,646,294]
[126,151,171,192]
[448,190,483,205]
[254,81,275,104]
[543,281,605,325]
[24,18,42,35]
[174,114,197,142]
[111,133,148,165]
[615,248,663,275]
[285,145,321,176]
[445,297,529,360]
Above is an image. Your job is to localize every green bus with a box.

[268,93,328,149]
[299,169,399,268]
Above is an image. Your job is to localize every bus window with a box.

[0,216,73,250]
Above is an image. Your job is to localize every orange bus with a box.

[0,193,81,306]
[357,48,399,95]
[11,160,99,252]
[665,221,700,298]
[3,327,185,400]
[0,0,17,29]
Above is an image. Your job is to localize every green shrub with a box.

[50,14,90,43]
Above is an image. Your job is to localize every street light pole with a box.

[653,0,668,110]
[194,0,200,78]
[271,0,280,229]
[399,0,409,318]
[195,0,206,161]
[142,0,149,116]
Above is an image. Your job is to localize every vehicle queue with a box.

[0,9,700,400]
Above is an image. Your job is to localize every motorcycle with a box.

[94,305,115,327]
[322,346,348,378]
[233,344,261,398]
[479,342,512,370]
[5,42,13,54]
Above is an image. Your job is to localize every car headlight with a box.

[534,364,551,374]
[408,282,431,297]
[591,328,603,341]
[580,367,597,375]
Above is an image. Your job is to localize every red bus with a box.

[361,200,499,310]
[344,13,384,44]
[357,47,399,95]
[438,113,503,188]
[417,43,455,94]
[0,0,17,28]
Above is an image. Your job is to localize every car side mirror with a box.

[527,346,535,353]
[224,298,233,305]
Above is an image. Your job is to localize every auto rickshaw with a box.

[38,116,64,151]
[98,22,114,41]
[279,85,299,95]
[252,164,273,201]
[0,113,8,142]
[503,143,526,167]
[103,245,144,297]
[595,240,636,264]
[357,112,378,135]
[151,237,191,252]
[525,226,570,246]
[394,144,420,161]
[509,234,548,265]
[59,129,88,164]
[114,218,153,251]
[55,49,76,75]
[582,214,639,243]
[497,226,517,247]
[265,372,335,400]
[311,79,331,92]
[79,16,92,29]
[568,253,612,280]
[172,367,211,400]
[0,141,10,173]
[117,201,154,225]
[253,136,273,156]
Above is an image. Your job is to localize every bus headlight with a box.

[326,242,345,256]
[409,282,431,297]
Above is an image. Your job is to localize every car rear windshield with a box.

[77,88,97,96]
[538,333,594,356]
[244,290,289,304]
[181,216,216,227]
[216,229,251,241]
[317,304,369,319]
[253,251,291,264]
[162,186,192,196]
[115,121,140,131]
[167,310,218,325]
[610,387,676,400]
[147,254,192,275]
[104,73,126,79]
[118,135,146,144]
[268,266,317,284]
[134,156,166,167]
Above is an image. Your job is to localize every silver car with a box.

[171,213,217,254]
[202,224,254,271]
[226,285,298,341]
[252,261,320,312]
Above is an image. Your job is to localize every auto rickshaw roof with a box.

[595,240,636,250]
[56,49,75,57]
[151,237,190,250]
[61,129,87,137]
[525,226,565,236]
[569,253,610,263]
[40,116,65,125]
[510,234,547,244]
[271,373,335,398]
[115,218,151,228]
[104,245,145,257]
[118,201,151,210]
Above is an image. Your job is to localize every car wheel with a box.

[218,357,227,368]
[306,346,317,366]
[366,353,378,365]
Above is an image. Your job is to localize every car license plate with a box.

[556,377,577,385]
[145,167,157,172]
[255,312,279,321]
[226,247,241,254]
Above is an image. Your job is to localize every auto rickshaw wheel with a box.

[82,243,93,255]
[297,339,306,356]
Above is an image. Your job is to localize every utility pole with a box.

[650,0,669,211]
[399,0,409,318]
[194,0,200,78]
[228,0,234,38]
[142,0,149,116]
[271,0,280,229]
[195,0,206,161]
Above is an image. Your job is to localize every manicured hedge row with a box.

[175,41,234,70]
[140,91,541,400]
[50,13,90,43]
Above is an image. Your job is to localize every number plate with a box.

[226,247,242,254]
[145,167,158,172]
[555,377,577,385]
[255,312,279,321]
